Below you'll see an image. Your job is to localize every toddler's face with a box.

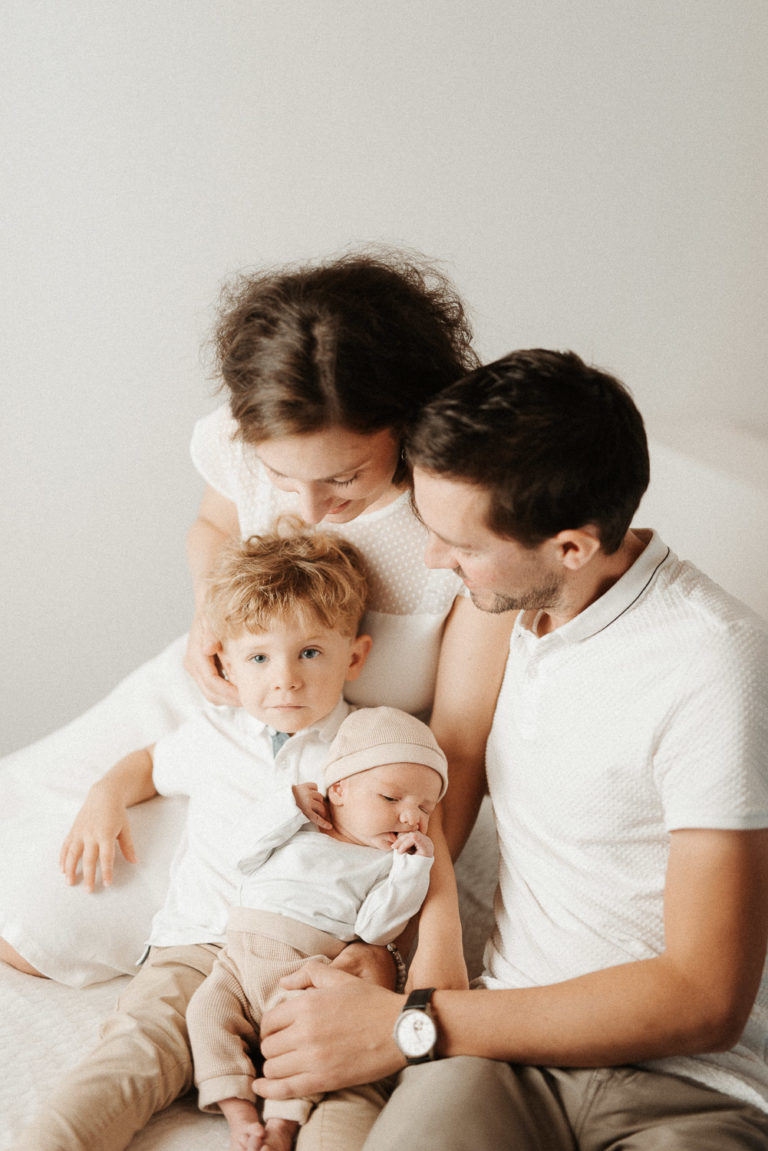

[220,616,370,732]
[327,761,442,851]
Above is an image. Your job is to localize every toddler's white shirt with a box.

[147,698,351,948]
[483,530,768,1111]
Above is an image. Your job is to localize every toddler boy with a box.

[20,523,376,1150]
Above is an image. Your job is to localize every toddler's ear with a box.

[345,634,373,681]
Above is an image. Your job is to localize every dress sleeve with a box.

[354,851,433,945]
[189,404,242,501]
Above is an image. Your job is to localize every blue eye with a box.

[249,654,267,664]
[300,648,321,660]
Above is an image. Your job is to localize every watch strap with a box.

[403,987,435,1011]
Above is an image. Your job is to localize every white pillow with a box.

[0,636,199,986]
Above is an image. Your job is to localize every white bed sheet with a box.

[0,800,498,1149]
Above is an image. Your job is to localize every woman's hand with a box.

[184,606,240,707]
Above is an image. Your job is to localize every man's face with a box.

[413,467,565,615]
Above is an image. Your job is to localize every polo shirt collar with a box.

[516,530,672,646]
[238,695,353,748]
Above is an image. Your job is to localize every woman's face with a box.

[254,426,401,525]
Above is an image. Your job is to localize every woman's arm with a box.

[428,596,514,858]
[59,745,158,891]
[184,483,241,705]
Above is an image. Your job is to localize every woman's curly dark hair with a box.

[211,248,478,481]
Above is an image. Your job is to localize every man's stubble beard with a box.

[461,573,565,616]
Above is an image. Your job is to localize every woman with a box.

[0,250,509,991]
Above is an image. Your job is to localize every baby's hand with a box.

[292,782,332,830]
[393,831,434,858]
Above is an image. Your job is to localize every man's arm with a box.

[328,816,469,993]
[403,809,468,990]
[436,827,768,1062]
[254,827,768,1099]
[429,595,513,858]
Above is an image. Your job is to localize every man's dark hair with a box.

[407,349,650,554]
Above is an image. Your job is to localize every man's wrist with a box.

[393,987,438,1063]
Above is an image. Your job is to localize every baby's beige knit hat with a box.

[323,707,448,799]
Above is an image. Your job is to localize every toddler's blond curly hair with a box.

[205,516,369,641]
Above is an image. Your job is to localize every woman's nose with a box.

[296,485,333,525]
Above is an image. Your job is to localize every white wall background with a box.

[2,1,767,754]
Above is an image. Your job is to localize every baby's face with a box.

[220,616,370,732]
[326,761,443,850]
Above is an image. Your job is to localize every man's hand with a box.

[332,941,397,987]
[254,961,405,1100]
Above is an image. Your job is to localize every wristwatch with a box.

[393,987,437,1064]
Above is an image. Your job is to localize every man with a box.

[255,350,768,1149]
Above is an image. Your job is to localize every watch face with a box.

[396,1008,437,1058]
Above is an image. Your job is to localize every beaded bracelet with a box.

[386,942,408,993]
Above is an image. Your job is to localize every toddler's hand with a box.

[59,785,136,891]
[393,831,434,858]
[292,782,332,830]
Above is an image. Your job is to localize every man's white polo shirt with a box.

[483,530,768,1111]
